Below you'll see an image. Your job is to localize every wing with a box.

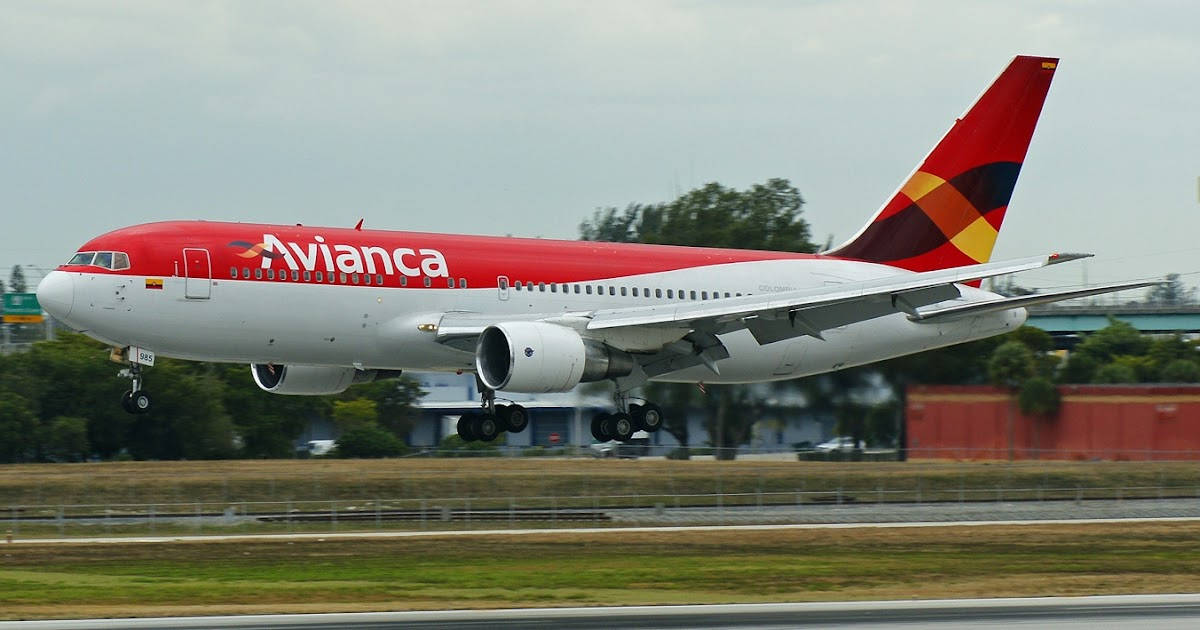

[435,252,1137,379]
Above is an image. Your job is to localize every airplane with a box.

[36,55,1152,444]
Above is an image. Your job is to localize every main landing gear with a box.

[590,389,664,442]
[118,362,152,415]
[456,379,529,442]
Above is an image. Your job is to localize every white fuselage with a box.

[44,257,1024,385]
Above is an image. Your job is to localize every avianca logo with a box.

[229,234,450,278]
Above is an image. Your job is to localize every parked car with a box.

[814,436,864,452]
[590,431,650,458]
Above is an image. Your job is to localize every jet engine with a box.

[476,321,634,393]
[250,364,398,395]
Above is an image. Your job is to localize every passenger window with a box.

[644,287,650,297]
[608,286,615,296]
[352,274,360,285]
[725,292,731,298]
[701,291,708,300]
[304,271,312,282]
[423,277,432,287]
[230,267,238,279]
[365,274,373,285]
[632,287,639,297]
[112,252,130,270]
[447,278,455,288]
[620,287,627,296]
[292,270,300,281]
[400,277,408,287]
[690,291,697,300]
[550,284,557,293]
[585,285,593,295]
[460,278,467,289]
[255,268,263,279]
[267,269,275,280]
[655,288,662,298]
[242,268,251,279]
[68,252,95,265]
[666,289,673,298]
[316,271,324,282]
[94,252,114,269]
[340,273,347,283]
[514,281,522,290]
[376,275,383,285]
[573,285,580,294]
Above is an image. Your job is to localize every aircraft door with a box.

[183,248,212,299]
[497,276,510,301]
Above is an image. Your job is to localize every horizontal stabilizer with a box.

[910,280,1160,323]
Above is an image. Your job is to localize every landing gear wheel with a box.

[131,391,152,414]
[472,414,501,442]
[611,412,635,442]
[591,413,614,442]
[634,403,663,433]
[457,413,479,442]
[498,404,529,433]
[121,390,135,414]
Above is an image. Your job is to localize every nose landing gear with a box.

[113,347,153,414]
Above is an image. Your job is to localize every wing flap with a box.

[911,280,1158,322]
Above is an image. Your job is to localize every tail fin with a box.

[827,55,1058,271]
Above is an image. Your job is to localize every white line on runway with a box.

[3,594,1200,628]
[7,516,1200,545]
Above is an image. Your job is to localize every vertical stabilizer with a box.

[827,55,1058,271]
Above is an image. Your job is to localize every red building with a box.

[906,385,1200,460]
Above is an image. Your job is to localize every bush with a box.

[332,424,408,458]
[436,434,502,457]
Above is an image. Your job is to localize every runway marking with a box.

[2,594,1200,628]
[7,516,1200,545]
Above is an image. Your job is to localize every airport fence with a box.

[6,478,1200,539]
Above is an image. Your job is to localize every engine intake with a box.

[251,364,399,395]
[476,321,634,393]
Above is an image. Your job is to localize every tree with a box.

[342,377,424,438]
[334,424,408,458]
[0,392,37,462]
[580,179,816,457]
[1160,359,1200,383]
[8,265,26,293]
[989,341,1035,461]
[332,399,379,431]
[1145,273,1195,305]
[41,416,90,462]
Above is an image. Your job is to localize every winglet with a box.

[1046,252,1092,265]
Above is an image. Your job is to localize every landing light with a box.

[417,323,438,333]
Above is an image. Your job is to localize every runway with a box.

[7,515,1200,546]
[3,595,1200,629]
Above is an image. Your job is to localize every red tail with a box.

[828,55,1058,271]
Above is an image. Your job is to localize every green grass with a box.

[3,522,1200,619]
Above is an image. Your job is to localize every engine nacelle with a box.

[476,321,634,393]
[251,364,394,395]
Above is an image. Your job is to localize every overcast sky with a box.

[3,1,1198,294]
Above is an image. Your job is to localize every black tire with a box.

[121,390,135,414]
[639,403,664,433]
[629,403,644,430]
[611,412,634,442]
[457,413,478,442]
[591,413,613,441]
[473,414,501,442]
[132,391,152,414]
[501,404,529,433]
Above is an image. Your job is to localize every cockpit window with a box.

[66,251,131,270]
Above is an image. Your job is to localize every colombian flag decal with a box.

[145,278,164,290]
